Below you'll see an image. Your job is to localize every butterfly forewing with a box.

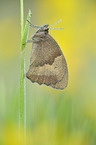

[26,33,68,90]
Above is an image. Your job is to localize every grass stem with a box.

[20,0,31,144]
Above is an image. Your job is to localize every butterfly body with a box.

[26,24,68,90]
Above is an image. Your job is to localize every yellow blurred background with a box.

[0,0,96,145]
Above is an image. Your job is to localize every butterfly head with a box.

[31,24,49,41]
[37,24,49,33]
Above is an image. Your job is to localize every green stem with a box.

[20,50,26,144]
[20,51,25,126]
[19,0,31,143]
[20,0,26,143]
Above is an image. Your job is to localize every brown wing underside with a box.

[26,34,68,89]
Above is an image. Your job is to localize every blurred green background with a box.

[0,0,96,145]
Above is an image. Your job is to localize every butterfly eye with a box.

[44,28,49,34]
[45,28,48,31]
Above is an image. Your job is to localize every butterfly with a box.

[26,19,68,90]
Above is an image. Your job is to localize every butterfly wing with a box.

[26,34,68,89]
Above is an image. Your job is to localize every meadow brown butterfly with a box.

[26,20,68,90]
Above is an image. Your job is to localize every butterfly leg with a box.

[22,40,33,45]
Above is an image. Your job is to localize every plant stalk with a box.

[20,0,26,144]
[19,0,31,144]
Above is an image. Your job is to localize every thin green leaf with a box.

[21,9,32,51]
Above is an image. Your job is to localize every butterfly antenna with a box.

[50,27,64,29]
[27,20,41,29]
[49,19,64,29]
